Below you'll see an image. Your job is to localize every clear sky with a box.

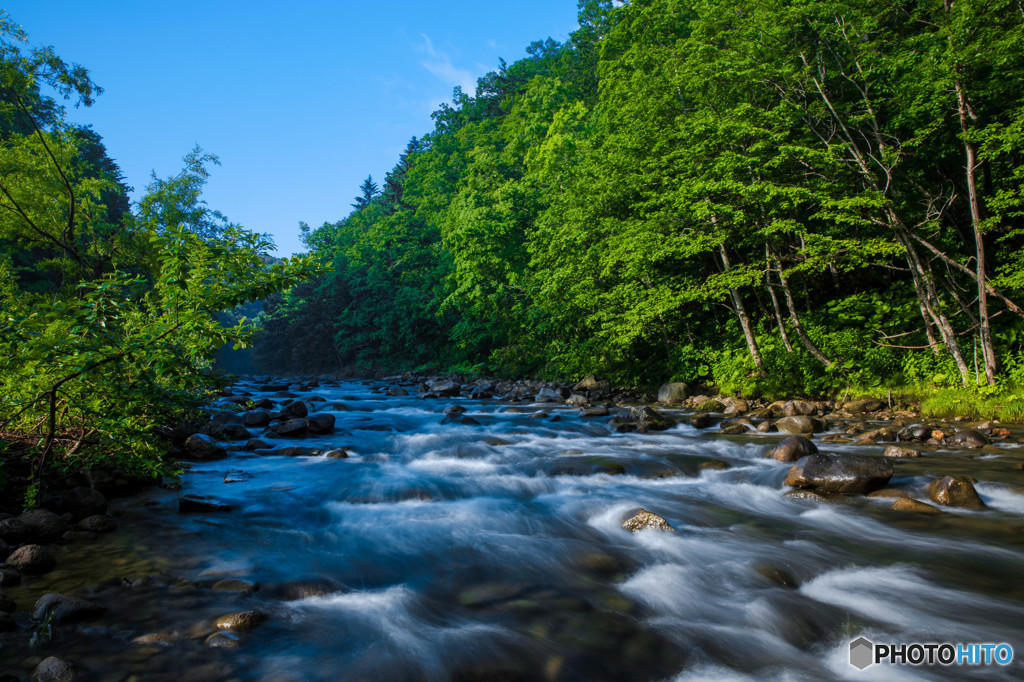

[5,1,581,256]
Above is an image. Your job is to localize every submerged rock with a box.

[620,508,674,533]
[183,433,227,461]
[784,454,892,495]
[32,593,105,623]
[927,475,985,508]
[891,498,941,514]
[947,429,990,449]
[178,495,233,513]
[215,610,267,631]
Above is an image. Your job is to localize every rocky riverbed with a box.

[1,375,1023,681]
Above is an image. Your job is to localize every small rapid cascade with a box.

[4,378,1023,681]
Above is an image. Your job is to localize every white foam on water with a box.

[975,483,1024,515]
[408,456,501,475]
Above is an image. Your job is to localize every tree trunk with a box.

[771,251,833,367]
[719,245,764,373]
[766,246,793,351]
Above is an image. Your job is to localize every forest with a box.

[255,0,1024,408]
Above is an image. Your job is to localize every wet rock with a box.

[266,577,344,601]
[884,445,921,459]
[31,656,78,681]
[620,508,674,533]
[867,488,911,499]
[689,412,710,429]
[132,632,180,646]
[580,406,610,418]
[698,459,730,472]
[657,382,689,406]
[775,416,823,434]
[897,425,933,442]
[280,401,308,419]
[428,380,461,398]
[783,400,817,416]
[244,438,273,450]
[948,429,990,449]
[223,470,253,483]
[212,579,257,593]
[565,393,588,407]
[218,423,252,440]
[183,433,227,461]
[178,495,233,513]
[324,449,350,459]
[754,566,799,589]
[211,410,243,424]
[443,404,467,415]
[784,489,829,503]
[250,398,274,410]
[844,397,885,413]
[385,386,409,397]
[0,518,28,544]
[860,428,896,443]
[927,475,985,508]
[57,487,108,519]
[719,422,753,435]
[307,413,336,435]
[271,446,323,457]
[784,454,893,495]
[723,398,749,417]
[891,498,941,514]
[696,399,725,413]
[205,631,241,648]
[18,509,68,542]
[630,406,674,432]
[766,436,818,462]
[7,544,56,574]
[267,418,308,437]
[535,387,563,403]
[215,610,267,631]
[32,593,105,623]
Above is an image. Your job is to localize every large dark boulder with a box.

[629,406,674,432]
[785,454,893,494]
[280,401,309,419]
[947,429,990,449]
[33,593,105,623]
[306,413,335,435]
[927,475,985,507]
[218,423,252,440]
[766,436,818,462]
[183,433,227,461]
[18,509,68,543]
[8,544,56,574]
[243,410,271,428]
[267,418,308,437]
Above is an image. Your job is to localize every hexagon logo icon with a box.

[850,637,875,670]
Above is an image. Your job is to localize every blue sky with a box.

[6,1,581,256]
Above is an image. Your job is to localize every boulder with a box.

[214,610,267,631]
[280,401,309,419]
[58,487,108,519]
[766,436,818,462]
[782,400,817,417]
[429,381,461,398]
[883,445,921,459]
[183,433,227,461]
[629,406,674,432]
[657,382,690,406]
[245,438,273,450]
[307,413,336,435]
[535,387,563,403]
[77,515,116,533]
[324,449,350,459]
[891,498,941,514]
[243,410,271,428]
[723,398,749,417]
[695,399,725,413]
[897,425,933,442]
[775,416,823,434]
[565,393,589,407]
[580,406,610,418]
[927,476,985,508]
[385,386,409,397]
[860,428,896,443]
[18,509,68,543]
[621,508,674,533]
[178,495,233,513]
[0,518,28,544]
[31,656,79,682]
[7,544,56,574]
[784,454,893,494]
[688,412,711,429]
[268,418,308,437]
[719,419,754,435]
[844,397,886,413]
[948,429,990,449]
[218,423,252,440]
[210,411,243,425]
[442,414,481,426]
[33,593,105,623]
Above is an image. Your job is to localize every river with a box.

[3,377,1024,681]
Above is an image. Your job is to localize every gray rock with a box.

[307,413,336,435]
[657,382,689,405]
[31,656,78,681]
[766,436,818,462]
[7,544,56,574]
[621,508,675,533]
[18,509,68,542]
[948,429,990,449]
[32,593,105,623]
[535,387,563,403]
[183,433,227,461]
[785,454,893,494]
[78,515,117,533]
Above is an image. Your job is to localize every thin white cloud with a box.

[418,33,478,95]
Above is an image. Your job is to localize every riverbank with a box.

[1,374,1023,680]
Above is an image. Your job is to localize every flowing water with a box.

[3,378,1024,681]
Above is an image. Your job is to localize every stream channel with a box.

[3,377,1024,681]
